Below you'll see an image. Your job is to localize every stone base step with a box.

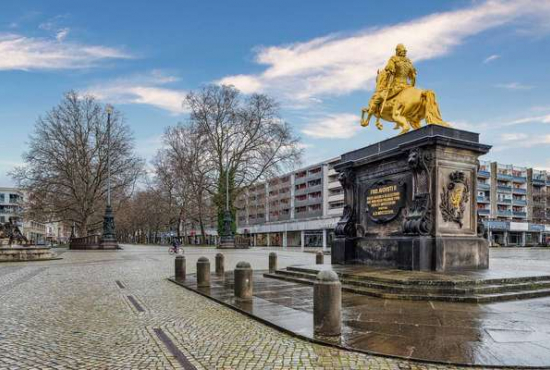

[264,267,550,303]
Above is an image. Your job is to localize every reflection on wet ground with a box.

[172,270,550,367]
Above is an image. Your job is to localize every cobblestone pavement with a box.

[0,245,521,370]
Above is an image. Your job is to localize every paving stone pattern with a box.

[0,245,485,369]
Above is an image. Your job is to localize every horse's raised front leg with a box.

[360,107,370,127]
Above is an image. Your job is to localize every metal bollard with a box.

[234,261,253,300]
[215,253,225,277]
[316,251,324,265]
[269,252,277,273]
[197,257,210,287]
[175,255,186,281]
[314,270,341,336]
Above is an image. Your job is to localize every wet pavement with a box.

[0,245,464,369]
[172,248,550,368]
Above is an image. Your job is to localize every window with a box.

[295,171,307,179]
[0,216,4,223]
[309,204,321,211]
[295,194,307,201]
[309,167,322,175]
[9,194,21,203]
[309,191,322,199]
[0,194,4,203]
[295,206,307,213]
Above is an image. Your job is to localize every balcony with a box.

[512,188,527,195]
[477,170,490,178]
[478,183,490,191]
[513,211,527,217]
[477,196,490,203]
[497,173,514,181]
[497,210,512,217]
[478,209,490,215]
[533,178,546,186]
[497,185,512,192]
[496,198,511,204]
[512,176,527,183]
[512,199,527,206]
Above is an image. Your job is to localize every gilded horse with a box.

[360,69,449,134]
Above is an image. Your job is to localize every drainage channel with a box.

[154,328,198,370]
[126,295,145,312]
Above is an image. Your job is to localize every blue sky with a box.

[1,0,550,185]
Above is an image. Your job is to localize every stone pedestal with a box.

[197,257,211,287]
[0,247,57,262]
[269,252,277,273]
[234,261,253,300]
[332,126,491,272]
[175,255,186,281]
[215,253,225,276]
[313,270,341,336]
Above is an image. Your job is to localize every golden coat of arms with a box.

[439,171,469,228]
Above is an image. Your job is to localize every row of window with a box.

[295,204,322,213]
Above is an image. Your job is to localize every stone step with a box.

[264,270,550,303]
[275,268,550,296]
[287,265,550,287]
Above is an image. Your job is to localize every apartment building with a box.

[235,158,343,250]
[477,161,550,246]
[0,187,23,224]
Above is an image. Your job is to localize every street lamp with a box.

[100,104,120,249]
[218,147,235,249]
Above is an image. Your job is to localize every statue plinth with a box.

[332,125,491,272]
[100,204,120,250]
[217,209,236,249]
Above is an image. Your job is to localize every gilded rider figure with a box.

[368,44,417,116]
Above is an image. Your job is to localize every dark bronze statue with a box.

[0,217,29,246]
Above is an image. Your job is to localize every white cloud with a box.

[0,33,132,70]
[499,132,529,142]
[301,113,361,139]
[495,82,534,90]
[494,133,550,150]
[86,71,188,115]
[483,54,500,63]
[55,28,70,41]
[505,114,550,125]
[219,0,550,105]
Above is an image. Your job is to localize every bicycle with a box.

[168,245,183,255]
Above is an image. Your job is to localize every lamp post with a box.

[100,104,120,249]
[218,148,235,249]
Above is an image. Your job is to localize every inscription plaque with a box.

[366,182,406,223]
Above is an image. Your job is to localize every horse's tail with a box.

[422,90,449,126]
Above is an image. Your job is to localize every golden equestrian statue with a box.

[361,44,450,134]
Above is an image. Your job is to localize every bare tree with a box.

[11,91,144,236]
[159,123,215,241]
[183,85,302,233]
